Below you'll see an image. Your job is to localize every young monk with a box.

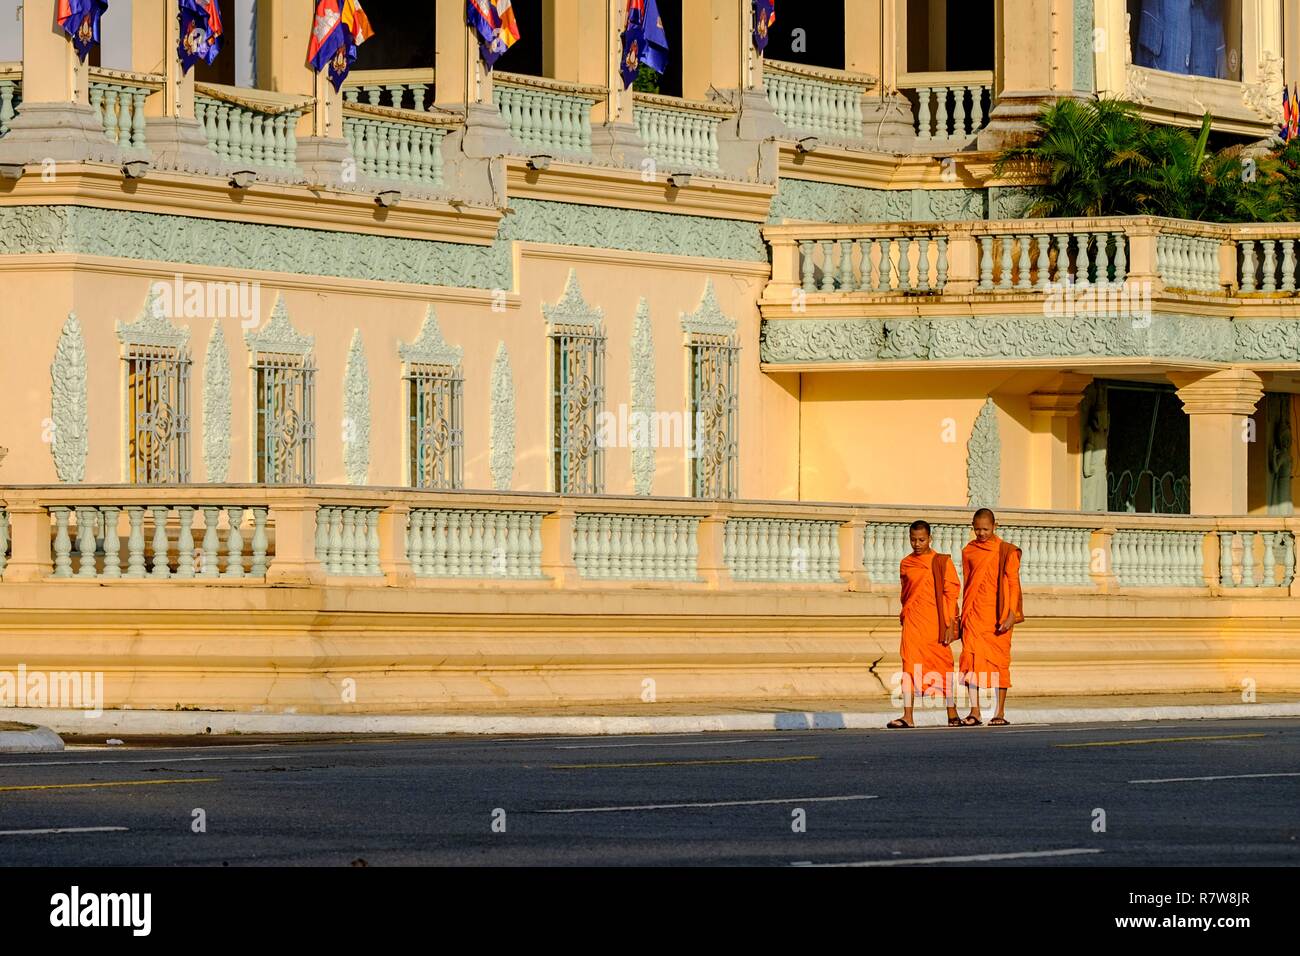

[888,520,961,728]
[958,508,1023,726]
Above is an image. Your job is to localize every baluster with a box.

[877,237,893,292]
[855,239,873,291]
[175,507,195,579]
[952,86,969,137]
[837,239,853,290]
[799,241,815,292]
[1262,240,1278,293]
[1283,239,1297,294]
[225,507,245,578]
[1239,530,1256,587]
[1285,533,1297,587]
[1034,234,1050,290]
[897,237,912,292]
[1240,241,1257,292]
[1113,231,1128,284]
[131,89,148,149]
[916,87,932,139]
[148,506,171,578]
[916,236,930,292]
[199,506,221,578]
[100,506,121,578]
[1262,531,1278,587]
[50,508,72,578]
[978,235,994,289]
[73,507,97,578]
[367,510,381,576]
[428,511,445,577]
[446,511,463,575]
[101,87,120,143]
[1217,531,1234,587]
[251,508,269,577]
[936,237,949,290]
[1054,233,1071,282]
[819,240,835,292]
[1095,232,1112,285]
[998,235,1013,290]
[1015,235,1032,290]
[121,506,145,578]
[935,88,952,139]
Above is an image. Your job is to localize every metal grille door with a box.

[407,364,463,490]
[551,324,605,495]
[254,354,316,484]
[125,344,191,483]
[690,336,738,500]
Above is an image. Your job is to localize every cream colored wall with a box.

[0,252,772,496]
[797,371,1037,508]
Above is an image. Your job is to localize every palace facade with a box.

[1,1,1298,714]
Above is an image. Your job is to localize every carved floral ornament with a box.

[399,307,464,369]
[244,296,314,357]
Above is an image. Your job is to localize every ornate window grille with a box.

[406,364,463,489]
[124,343,192,483]
[545,271,605,495]
[117,289,192,484]
[683,281,739,500]
[400,309,466,490]
[246,299,316,484]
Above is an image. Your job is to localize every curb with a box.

[0,724,65,753]
[4,703,1299,737]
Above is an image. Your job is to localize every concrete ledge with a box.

[8,702,1300,737]
[0,723,65,753]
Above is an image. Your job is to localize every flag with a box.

[57,0,109,63]
[1283,86,1292,142]
[753,0,775,54]
[179,0,223,74]
[307,0,374,92]
[620,0,669,88]
[468,1,520,70]
[1291,84,1299,140]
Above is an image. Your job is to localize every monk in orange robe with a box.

[888,520,961,728]
[958,508,1023,726]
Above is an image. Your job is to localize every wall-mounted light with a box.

[0,163,23,181]
[376,189,402,208]
[121,159,151,179]
[667,172,692,188]
[796,136,819,154]
[229,169,258,190]
[527,154,553,171]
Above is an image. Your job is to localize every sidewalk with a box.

[6,692,1299,739]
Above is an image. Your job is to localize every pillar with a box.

[233,0,257,88]
[855,1,913,149]
[0,0,121,168]
[1028,374,1090,510]
[135,0,224,174]
[256,0,351,185]
[434,0,513,159]
[977,0,1072,151]
[1169,369,1265,516]
[588,0,650,164]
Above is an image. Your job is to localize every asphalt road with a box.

[1,717,1297,866]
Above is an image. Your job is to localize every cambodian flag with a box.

[57,0,109,63]
[753,0,775,54]
[1283,87,1292,142]
[620,0,669,88]
[307,0,374,92]
[179,0,223,74]
[1291,84,1299,140]
[468,1,520,70]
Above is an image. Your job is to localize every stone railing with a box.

[762,217,1300,303]
[632,92,732,173]
[342,101,455,187]
[493,72,604,157]
[89,67,163,151]
[0,64,20,139]
[342,68,437,112]
[1,487,1295,598]
[195,84,310,170]
[763,59,873,141]
[900,71,993,144]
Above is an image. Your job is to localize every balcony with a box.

[763,59,875,144]
[898,71,993,150]
[195,83,311,175]
[493,72,605,160]
[760,216,1300,369]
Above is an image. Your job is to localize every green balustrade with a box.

[342,116,446,186]
[48,504,268,580]
[574,513,699,581]
[1112,529,1204,588]
[633,102,723,172]
[724,517,840,583]
[89,80,150,150]
[1161,234,1222,292]
[315,506,383,577]
[196,95,300,169]
[407,508,544,579]
[493,83,594,156]
[999,526,1093,587]
[1216,529,1296,588]
[765,71,863,139]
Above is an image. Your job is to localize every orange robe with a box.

[958,536,1022,691]
[899,550,959,697]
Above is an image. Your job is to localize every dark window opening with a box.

[493,0,544,77]
[761,5,845,70]
[353,0,437,71]
[907,0,994,73]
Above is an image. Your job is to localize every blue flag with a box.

[178,0,223,74]
[58,0,109,63]
[620,0,669,88]
[753,1,775,54]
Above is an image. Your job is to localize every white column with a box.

[234,0,257,88]
[100,0,134,71]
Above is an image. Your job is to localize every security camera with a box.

[376,189,402,207]
[229,169,258,189]
[796,136,819,154]
[121,159,151,179]
[527,154,553,171]
[667,172,692,188]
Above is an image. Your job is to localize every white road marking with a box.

[553,738,794,750]
[538,794,877,814]
[791,848,1102,867]
[0,754,299,768]
[1130,771,1300,784]
[0,827,129,837]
